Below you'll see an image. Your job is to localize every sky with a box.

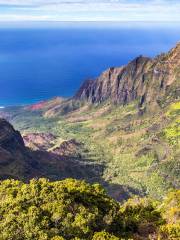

[0,0,180,22]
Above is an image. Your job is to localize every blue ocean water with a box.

[0,22,180,106]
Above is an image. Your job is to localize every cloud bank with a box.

[0,0,180,22]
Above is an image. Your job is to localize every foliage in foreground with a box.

[0,178,179,240]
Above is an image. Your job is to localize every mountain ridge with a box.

[74,42,180,110]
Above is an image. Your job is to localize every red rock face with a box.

[23,132,56,151]
[25,97,65,112]
[27,101,47,111]
[23,133,82,157]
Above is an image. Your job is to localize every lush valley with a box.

[0,42,179,239]
[1,43,179,200]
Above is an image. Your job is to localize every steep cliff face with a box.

[0,118,36,179]
[0,118,25,151]
[75,56,151,104]
[75,43,180,109]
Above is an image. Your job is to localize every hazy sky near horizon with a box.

[0,0,180,22]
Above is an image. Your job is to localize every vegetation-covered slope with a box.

[0,178,179,240]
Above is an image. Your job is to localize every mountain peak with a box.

[131,55,150,62]
[165,41,180,56]
[173,41,180,51]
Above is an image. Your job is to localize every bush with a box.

[0,178,120,240]
[158,190,180,239]
[159,223,180,239]
[119,197,163,237]
[160,190,180,224]
[92,231,119,240]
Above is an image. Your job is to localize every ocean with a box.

[0,22,180,106]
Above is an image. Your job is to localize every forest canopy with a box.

[0,178,179,240]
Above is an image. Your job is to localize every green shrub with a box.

[160,190,180,224]
[158,190,180,239]
[92,231,119,240]
[159,223,180,239]
[0,178,120,240]
[119,197,163,237]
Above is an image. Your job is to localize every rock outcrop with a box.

[0,118,25,152]
[0,118,37,179]
[52,139,83,157]
[23,132,56,151]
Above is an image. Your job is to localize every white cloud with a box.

[0,0,180,22]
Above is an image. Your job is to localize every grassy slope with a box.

[2,99,179,200]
